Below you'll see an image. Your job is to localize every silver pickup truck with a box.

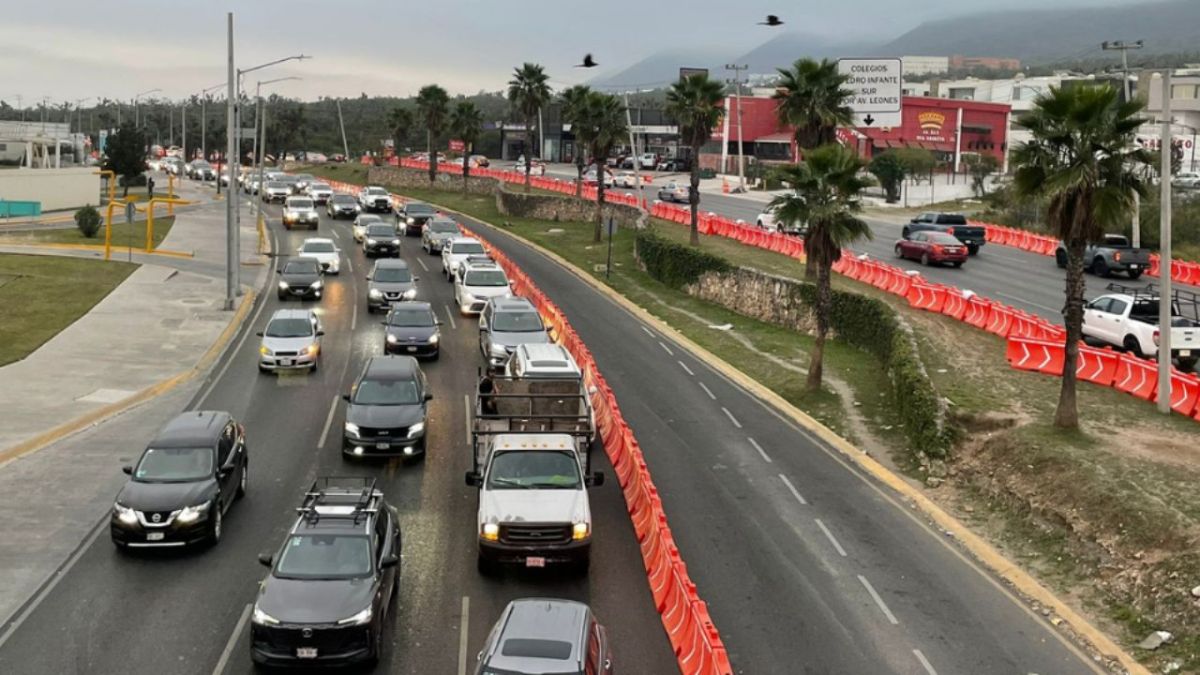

[1056,234,1150,279]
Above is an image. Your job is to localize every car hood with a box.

[257,576,376,624]
[281,272,321,286]
[428,231,457,241]
[386,325,438,342]
[301,252,338,263]
[489,330,550,348]
[117,477,217,511]
[285,209,317,216]
[370,281,415,294]
[262,335,315,352]
[480,487,588,525]
[346,403,425,428]
[331,202,357,210]
[463,286,510,300]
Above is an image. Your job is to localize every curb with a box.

[425,198,1147,675]
[0,242,194,258]
[0,289,257,469]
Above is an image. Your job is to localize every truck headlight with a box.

[176,501,211,524]
[344,422,360,437]
[252,605,280,626]
[407,422,425,438]
[481,523,500,541]
[337,606,373,626]
[113,502,138,525]
[572,522,590,540]
[402,288,417,299]
[369,289,383,299]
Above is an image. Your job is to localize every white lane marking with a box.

[721,407,742,429]
[317,394,339,449]
[0,516,106,649]
[697,381,717,400]
[415,256,429,272]
[331,230,340,241]
[345,257,354,274]
[747,437,772,463]
[351,302,358,331]
[211,603,252,675]
[444,305,458,330]
[658,341,674,356]
[913,649,938,675]
[640,325,655,337]
[993,291,1059,315]
[815,518,848,557]
[464,394,472,442]
[677,360,695,376]
[457,596,470,675]
[778,474,807,505]
[858,575,899,625]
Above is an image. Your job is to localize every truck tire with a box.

[1123,335,1144,358]
[967,244,979,256]
[1128,269,1143,280]
[1055,249,1068,269]
[1178,356,1199,372]
[477,554,497,576]
[1092,257,1111,277]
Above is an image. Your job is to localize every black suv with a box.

[343,356,431,459]
[362,222,401,258]
[110,411,247,549]
[251,478,401,668]
[277,257,324,301]
[398,201,437,237]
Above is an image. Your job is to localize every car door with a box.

[1082,297,1111,340]
[375,509,396,616]
[479,305,492,356]
[216,425,236,510]
[1105,298,1131,343]
[901,232,923,259]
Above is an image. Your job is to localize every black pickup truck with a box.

[902,213,987,255]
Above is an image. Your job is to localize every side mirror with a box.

[464,471,482,487]
[342,394,351,403]
[435,319,443,326]
[424,392,433,401]
[316,330,325,337]
[365,275,372,281]
[380,554,400,569]
[255,331,264,337]
[587,472,606,487]
[275,269,282,275]
[258,552,273,567]
[218,467,232,479]
[413,276,420,281]
[122,465,133,475]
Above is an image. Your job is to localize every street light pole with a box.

[1158,69,1174,413]
[199,83,223,162]
[251,77,301,238]
[133,88,161,128]
[224,12,237,310]
[1104,40,1144,247]
[725,64,748,193]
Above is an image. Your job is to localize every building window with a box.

[1172,84,1198,100]
[948,88,975,101]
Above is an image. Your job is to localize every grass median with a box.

[0,216,176,250]
[0,254,138,367]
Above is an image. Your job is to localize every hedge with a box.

[634,230,732,288]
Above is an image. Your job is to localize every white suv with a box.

[441,237,488,283]
[454,260,511,315]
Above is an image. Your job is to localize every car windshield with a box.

[353,378,420,405]
[429,222,459,234]
[406,203,435,215]
[332,195,355,204]
[311,183,330,191]
[287,199,314,209]
[366,225,395,237]
[283,260,319,275]
[453,242,485,255]
[494,310,543,332]
[374,266,412,283]
[465,270,508,287]
[267,181,287,189]
[388,308,434,327]
[928,233,961,244]
[266,318,313,338]
[356,216,382,226]
[366,188,388,196]
[274,535,373,579]
[302,242,335,253]
[487,450,581,489]
[134,447,214,483]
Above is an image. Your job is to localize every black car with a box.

[326,194,359,219]
[277,257,325,301]
[362,223,401,258]
[397,202,437,237]
[383,302,440,359]
[343,356,431,459]
[251,478,400,668]
[110,411,247,549]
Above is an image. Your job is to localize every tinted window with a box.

[332,195,356,204]
[283,260,320,275]
[266,317,314,338]
[406,203,435,215]
[937,214,968,225]
[494,310,543,332]
[501,638,574,660]
[367,224,396,237]
[302,241,336,253]
[453,242,485,255]
[354,378,420,405]
[134,447,214,482]
[1108,299,1129,315]
[274,535,372,579]
[287,199,314,209]
[488,450,581,489]
[218,426,234,465]
[429,221,459,234]
[465,270,508,287]
[374,266,412,283]
[388,308,434,327]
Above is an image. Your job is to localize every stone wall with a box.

[686,267,818,335]
[368,166,499,197]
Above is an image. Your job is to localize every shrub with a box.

[74,204,101,238]
[634,229,731,288]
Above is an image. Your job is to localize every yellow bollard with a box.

[93,170,117,203]
[103,201,119,261]
[143,197,190,251]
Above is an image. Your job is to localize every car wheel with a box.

[894,243,904,258]
[237,461,248,499]
[208,506,223,546]
[1092,257,1111,277]
[1128,269,1144,280]
[1055,249,1068,269]
[1178,356,1199,371]
[920,253,930,266]
[1123,335,1144,358]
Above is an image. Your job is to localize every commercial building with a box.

[497,105,680,164]
[901,56,949,76]
[949,55,1021,71]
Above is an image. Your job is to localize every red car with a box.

[895,231,968,267]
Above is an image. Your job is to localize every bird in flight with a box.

[759,15,783,26]
[577,54,599,68]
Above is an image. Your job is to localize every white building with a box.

[1144,72,1200,133]
[0,121,76,168]
[901,56,949,76]
[901,81,930,97]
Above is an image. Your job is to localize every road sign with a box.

[449,139,465,152]
[679,67,709,81]
[837,58,902,128]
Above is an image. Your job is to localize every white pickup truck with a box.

[1083,284,1200,370]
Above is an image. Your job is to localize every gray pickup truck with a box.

[1055,234,1150,279]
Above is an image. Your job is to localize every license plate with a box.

[281,359,293,367]
[525,556,546,568]
[1129,265,1140,269]
[296,647,318,659]
[146,532,164,541]
[376,442,390,450]
[406,346,417,353]
[1181,350,1192,357]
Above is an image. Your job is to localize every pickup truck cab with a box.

[1083,284,1200,370]
[1056,234,1150,279]
[358,186,393,213]
[903,213,986,255]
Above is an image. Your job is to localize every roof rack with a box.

[1105,282,1199,320]
[296,476,380,525]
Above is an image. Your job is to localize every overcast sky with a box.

[0,0,1148,105]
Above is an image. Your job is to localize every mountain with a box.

[881,0,1200,64]
[587,47,738,91]
[731,31,886,76]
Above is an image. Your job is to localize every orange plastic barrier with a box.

[1075,346,1120,387]
[906,282,946,313]
[962,296,992,329]
[1169,371,1200,415]
[1113,353,1159,401]
[984,303,1014,337]
[1006,336,1066,375]
[941,289,968,321]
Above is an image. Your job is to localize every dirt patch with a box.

[1104,426,1200,470]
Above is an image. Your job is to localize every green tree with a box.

[1012,84,1150,429]
[415,85,450,183]
[573,92,628,242]
[773,58,854,151]
[892,147,936,183]
[767,145,874,392]
[962,153,1001,197]
[559,85,593,198]
[868,151,906,203]
[102,126,146,197]
[387,106,414,156]
[507,63,552,193]
[448,101,483,193]
[665,73,726,246]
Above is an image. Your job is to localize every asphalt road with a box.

[453,213,1104,674]
[0,191,674,674]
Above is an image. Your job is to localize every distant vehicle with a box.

[475,599,614,674]
[657,181,691,203]
[1083,283,1200,370]
[329,153,348,163]
[895,231,968,268]
[479,297,550,370]
[383,302,441,359]
[250,477,400,667]
[441,237,488,283]
[326,193,359,218]
[422,217,461,254]
[261,181,291,203]
[903,213,986,255]
[296,238,341,275]
[657,157,689,172]
[1056,234,1151,279]
[397,201,437,237]
[276,257,324,301]
[282,196,319,230]
[162,157,185,176]
[454,259,511,315]
[186,160,216,181]
[291,173,315,192]
[362,222,402,258]
[622,152,657,170]
[583,168,614,187]
[470,154,490,167]
[342,356,431,459]
[359,186,393,213]
[353,213,384,243]
[304,151,328,163]
[146,156,166,171]
[257,309,323,373]
[1171,171,1200,189]
[511,161,545,176]
[306,182,333,204]
[613,171,639,188]
[110,411,247,549]
[367,258,417,312]
[754,203,806,236]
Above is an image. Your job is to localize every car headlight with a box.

[428,333,439,344]
[337,606,373,626]
[175,501,211,524]
[386,333,398,344]
[407,422,425,438]
[481,523,500,541]
[366,238,377,245]
[252,605,280,626]
[278,281,289,290]
[369,289,383,299]
[302,344,319,357]
[311,280,323,289]
[407,217,415,224]
[260,345,272,356]
[572,522,591,540]
[402,289,417,299]
[490,343,508,357]
[391,239,400,245]
[113,502,138,525]
[344,422,360,437]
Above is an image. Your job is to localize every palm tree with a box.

[773,58,854,151]
[559,85,593,197]
[448,101,484,193]
[1012,84,1150,429]
[768,145,873,392]
[415,85,450,183]
[573,91,628,242]
[507,63,552,192]
[387,106,413,158]
[665,73,725,246]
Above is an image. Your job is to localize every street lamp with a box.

[198,82,225,163]
[252,76,302,242]
[133,88,161,128]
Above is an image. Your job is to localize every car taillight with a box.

[1114,252,1122,262]
[946,227,955,235]
[1153,330,1160,345]
[932,244,944,254]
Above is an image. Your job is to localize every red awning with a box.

[755,132,794,144]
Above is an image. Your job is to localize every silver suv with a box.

[257,309,323,373]
[479,297,549,370]
[475,599,613,675]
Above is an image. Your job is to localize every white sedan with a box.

[510,162,545,176]
[613,171,639,188]
[296,238,341,275]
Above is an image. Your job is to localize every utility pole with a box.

[725,64,748,193]
[1104,40,1144,247]
[1158,68,1174,413]
[224,12,237,311]
[336,99,350,161]
[182,103,187,163]
[622,92,648,212]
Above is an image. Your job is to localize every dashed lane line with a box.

[211,603,252,675]
[677,360,694,376]
[778,474,807,505]
[317,394,339,449]
[815,518,848,557]
[747,437,772,463]
[640,325,655,338]
[913,649,938,675]
[721,407,742,429]
[697,381,717,400]
[415,256,429,272]
[457,596,470,675]
[858,575,899,625]
[444,305,458,330]
[658,341,673,356]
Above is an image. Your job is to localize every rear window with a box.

[453,242,485,255]
[500,638,573,660]
[406,203,435,215]
[928,232,961,244]
[937,214,968,225]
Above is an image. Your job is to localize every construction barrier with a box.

[1006,336,1066,375]
[1169,371,1200,416]
[1075,346,1120,387]
[1112,353,1159,401]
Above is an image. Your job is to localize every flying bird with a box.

[577,53,599,68]
[759,15,783,26]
